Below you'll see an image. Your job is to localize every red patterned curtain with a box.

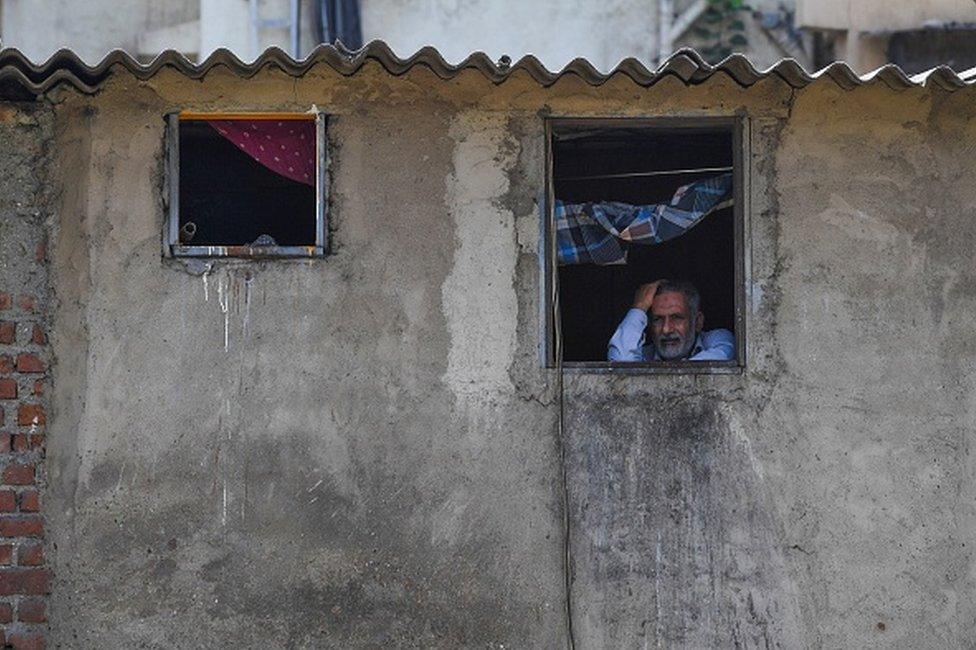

[207,119,316,186]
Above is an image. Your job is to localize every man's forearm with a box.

[608,308,648,361]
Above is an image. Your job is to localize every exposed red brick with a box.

[17,543,43,567]
[0,275,47,650]
[18,491,38,513]
[34,241,46,263]
[17,597,45,623]
[0,517,44,538]
[0,322,14,345]
[2,463,34,486]
[0,107,19,123]
[15,405,44,427]
[8,629,45,650]
[15,355,42,374]
[16,295,35,313]
[0,568,51,595]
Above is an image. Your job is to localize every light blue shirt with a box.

[607,308,735,362]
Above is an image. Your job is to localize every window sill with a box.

[555,360,744,375]
[170,245,325,258]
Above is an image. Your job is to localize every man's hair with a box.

[655,279,701,315]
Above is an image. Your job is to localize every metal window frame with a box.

[543,116,748,374]
[164,111,328,259]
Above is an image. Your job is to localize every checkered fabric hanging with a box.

[555,173,733,265]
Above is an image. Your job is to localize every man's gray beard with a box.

[656,334,695,360]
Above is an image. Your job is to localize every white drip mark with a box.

[307,479,323,493]
[217,275,229,351]
[654,530,663,647]
[242,274,252,340]
[203,272,209,302]
[221,481,228,527]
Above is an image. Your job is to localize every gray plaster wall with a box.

[28,64,976,648]
[44,69,568,648]
[565,84,976,648]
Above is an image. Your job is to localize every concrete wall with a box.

[360,0,806,71]
[360,0,660,71]
[44,67,569,647]
[11,62,976,647]
[565,82,976,647]
[0,0,198,62]
[0,0,318,62]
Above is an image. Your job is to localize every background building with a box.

[6,0,974,73]
[796,0,976,73]
[0,0,808,70]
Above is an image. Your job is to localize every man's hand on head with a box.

[632,280,664,312]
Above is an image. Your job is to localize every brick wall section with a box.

[0,293,49,650]
[0,101,52,650]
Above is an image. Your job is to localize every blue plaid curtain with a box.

[555,173,733,265]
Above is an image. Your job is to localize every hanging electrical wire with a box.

[556,165,732,181]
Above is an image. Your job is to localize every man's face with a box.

[650,291,703,360]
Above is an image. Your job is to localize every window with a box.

[545,118,745,372]
[165,111,327,258]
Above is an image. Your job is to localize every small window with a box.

[165,111,326,258]
[546,118,744,372]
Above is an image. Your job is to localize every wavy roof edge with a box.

[0,40,973,96]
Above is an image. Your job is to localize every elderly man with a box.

[608,279,734,362]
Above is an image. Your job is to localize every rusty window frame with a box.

[543,116,748,374]
[164,110,328,259]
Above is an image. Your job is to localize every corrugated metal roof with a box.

[0,40,973,96]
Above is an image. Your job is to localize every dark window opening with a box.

[550,121,741,367]
[167,114,325,258]
[887,28,976,75]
